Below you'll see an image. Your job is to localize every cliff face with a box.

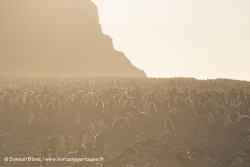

[0,0,146,77]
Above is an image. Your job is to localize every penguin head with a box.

[96,99,104,107]
[164,119,173,131]
[46,102,54,111]
[53,97,61,109]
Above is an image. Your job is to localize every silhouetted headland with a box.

[0,0,146,77]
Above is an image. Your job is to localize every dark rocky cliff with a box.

[0,0,146,77]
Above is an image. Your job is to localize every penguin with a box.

[107,98,115,111]
[40,148,52,166]
[49,94,55,103]
[174,153,193,165]
[190,94,195,107]
[124,113,133,129]
[93,95,98,106]
[188,148,203,154]
[93,134,106,154]
[88,103,96,115]
[47,136,57,155]
[213,97,220,110]
[28,111,35,126]
[94,134,106,148]
[102,95,108,110]
[59,94,66,108]
[239,115,250,122]
[197,102,206,116]
[2,94,10,111]
[89,116,106,136]
[208,110,214,124]
[8,90,16,111]
[143,89,148,96]
[0,92,3,105]
[74,111,81,126]
[79,129,90,144]
[118,99,125,112]
[141,100,148,112]
[43,116,52,131]
[80,92,85,102]
[162,98,168,111]
[44,95,50,110]
[112,117,125,131]
[65,96,73,111]
[97,116,106,135]
[95,99,104,114]
[148,102,157,112]
[76,143,84,158]
[58,130,70,147]
[12,96,23,115]
[231,153,248,167]
[53,97,61,110]
[231,112,237,122]
[83,142,94,158]
[29,95,36,112]
[232,110,241,122]
[185,98,191,108]
[159,119,173,141]
[169,109,178,121]
[224,112,231,127]
[114,154,127,166]
[124,97,133,111]
[29,95,42,113]
[136,104,141,112]
[89,120,98,136]
[218,105,226,117]
[46,103,55,119]
[132,97,139,107]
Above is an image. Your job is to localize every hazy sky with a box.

[92,0,250,80]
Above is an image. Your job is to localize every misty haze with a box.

[1,0,250,167]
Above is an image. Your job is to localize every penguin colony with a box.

[1,77,250,166]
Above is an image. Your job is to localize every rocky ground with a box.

[1,107,250,167]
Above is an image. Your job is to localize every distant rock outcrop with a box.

[0,0,146,77]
